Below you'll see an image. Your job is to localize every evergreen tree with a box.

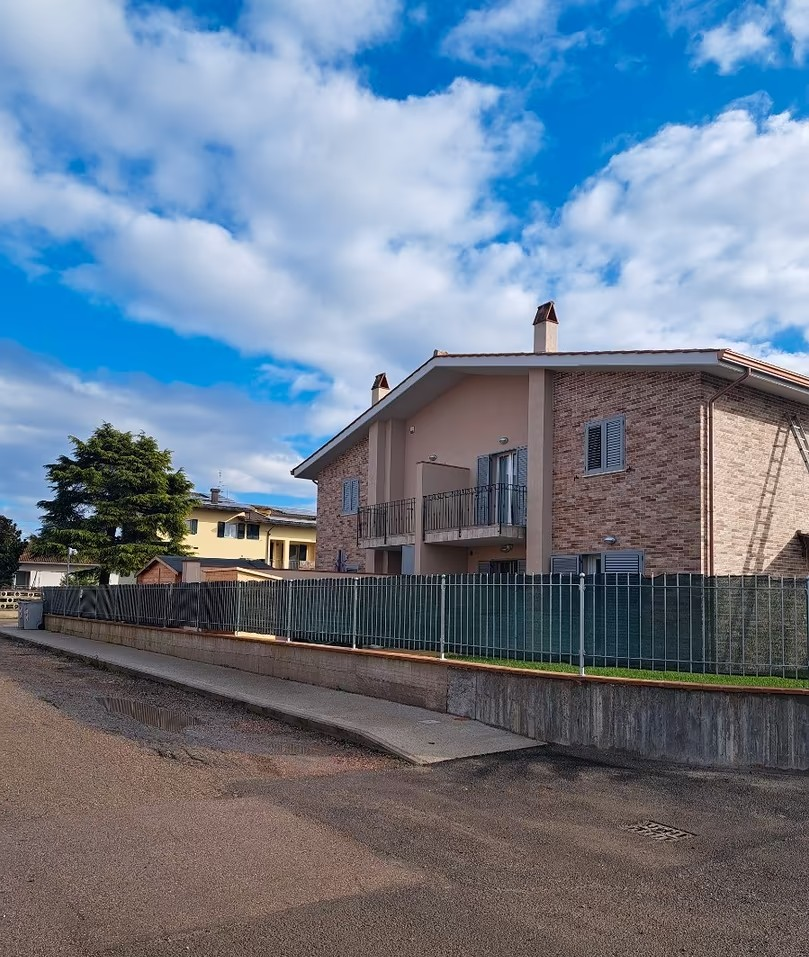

[0,515,25,586]
[37,424,195,584]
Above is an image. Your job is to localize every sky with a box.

[2,0,809,534]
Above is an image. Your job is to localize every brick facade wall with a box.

[314,436,369,572]
[552,370,705,575]
[711,381,808,575]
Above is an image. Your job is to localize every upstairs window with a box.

[185,518,198,535]
[342,478,360,515]
[584,416,625,475]
[246,523,260,540]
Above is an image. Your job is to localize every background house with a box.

[294,304,809,577]
[185,489,316,570]
[13,550,134,587]
[136,556,280,584]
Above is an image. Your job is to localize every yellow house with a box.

[184,489,317,569]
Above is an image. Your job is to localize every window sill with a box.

[582,467,627,478]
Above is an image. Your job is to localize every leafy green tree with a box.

[37,423,195,584]
[0,515,25,586]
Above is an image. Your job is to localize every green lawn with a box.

[448,655,809,689]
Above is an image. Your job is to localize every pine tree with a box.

[37,424,195,584]
[0,515,25,586]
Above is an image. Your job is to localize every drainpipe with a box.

[706,367,751,576]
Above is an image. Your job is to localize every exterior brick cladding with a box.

[314,436,369,572]
[711,380,808,575]
[552,370,705,575]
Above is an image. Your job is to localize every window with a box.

[289,543,309,568]
[342,478,360,515]
[551,551,643,575]
[217,522,239,538]
[185,518,198,535]
[14,570,31,587]
[246,523,260,540]
[584,416,625,474]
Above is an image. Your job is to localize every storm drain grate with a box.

[98,697,196,734]
[621,820,694,843]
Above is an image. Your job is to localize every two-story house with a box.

[185,489,317,570]
[293,304,809,577]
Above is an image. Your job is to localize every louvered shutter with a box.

[342,480,352,514]
[475,454,491,525]
[585,423,602,472]
[477,561,492,574]
[605,417,624,470]
[516,559,526,573]
[217,521,225,538]
[514,447,528,524]
[350,478,360,514]
[550,554,580,574]
[603,550,642,574]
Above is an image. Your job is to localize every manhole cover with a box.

[621,820,694,843]
[99,697,196,733]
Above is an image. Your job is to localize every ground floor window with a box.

[289,543,309,565]
[550,551,644,575]
[14,570,31,587]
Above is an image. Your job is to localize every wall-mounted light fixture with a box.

[498,436,509,445]
[409,426,416,434]
[428,454,438,462]
[603,535,617,545]
[500,544,514,553]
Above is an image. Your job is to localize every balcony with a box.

[422,483,527,545]
[357,498,416,548]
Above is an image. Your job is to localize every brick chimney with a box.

[371,372,390,405]
[533,301,558,354]
[210,487,221,504]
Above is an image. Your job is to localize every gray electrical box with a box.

[18,601,44,630]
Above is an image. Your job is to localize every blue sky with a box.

[2,0,809,533]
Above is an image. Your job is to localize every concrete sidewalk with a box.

[0,627,540,765]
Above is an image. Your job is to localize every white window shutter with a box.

[550,555,580,574]
[605,417,624,470]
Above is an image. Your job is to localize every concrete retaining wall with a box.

[45,614,809,771]
[44,615,448,711]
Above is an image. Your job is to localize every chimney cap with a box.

[372,372,389,390]
[533,301,558,325]
[433,349,448,357]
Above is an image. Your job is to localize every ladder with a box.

[788,413,809,474]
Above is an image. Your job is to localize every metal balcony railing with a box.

[357,498,416,544]
[422,483,527,535]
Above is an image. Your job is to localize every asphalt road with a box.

[1,635,808,957]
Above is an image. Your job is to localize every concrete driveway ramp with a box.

[0,627,539,765]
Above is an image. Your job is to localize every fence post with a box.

[286,580,293,642]
[196,581,201,631]
[440,575,447,660]
[164,585,170,629]
[578,572,586,677]
[351,578,359,650]
[235,582,242,636]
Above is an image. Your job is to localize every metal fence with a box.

[41,573,809,678]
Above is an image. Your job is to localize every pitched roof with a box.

[292,347,809,481]
[141,555,277,576]
[191,493,315,526]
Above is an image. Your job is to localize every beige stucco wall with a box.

[184,506,316,568]
[402,375,529,499]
